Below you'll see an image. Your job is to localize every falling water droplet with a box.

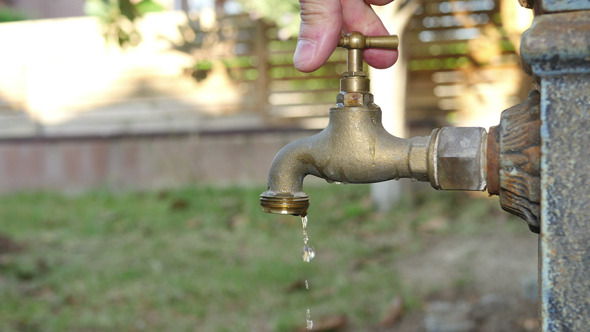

[301,215,316,262]
[302,215,309,245]
[302,245,316,262]
[301,215,315,329]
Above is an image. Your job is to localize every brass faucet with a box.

[260,32,488,216]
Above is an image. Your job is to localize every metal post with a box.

[521,4,590,330]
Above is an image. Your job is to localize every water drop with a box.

[411,177,418,182]
[302,245,316,262]
[302,217,309,244]
[301,215,315,262]
[301,216,315,329]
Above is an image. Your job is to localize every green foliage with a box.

[0,185,524,330]
[0,7,27,23]
[84,0,164,48]
[135,0,165,14]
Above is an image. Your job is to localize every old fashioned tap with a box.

[260,32,488,216]
[260,32,540,234]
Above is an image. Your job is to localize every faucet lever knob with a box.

[337,31,399,77]
[337,32,399,93]
[338,32,399,51]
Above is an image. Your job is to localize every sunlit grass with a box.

[0,184,525,331]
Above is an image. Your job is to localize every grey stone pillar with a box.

[521,7,590,331]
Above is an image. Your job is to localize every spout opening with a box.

[260,191,309,216]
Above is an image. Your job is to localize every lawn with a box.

[0,184,525,331]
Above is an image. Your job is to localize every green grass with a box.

[0,184,525,331]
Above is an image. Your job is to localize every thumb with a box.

[294,0,343,72]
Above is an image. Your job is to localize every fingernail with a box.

[293,39,316,69]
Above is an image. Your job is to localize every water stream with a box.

[301,214,315,262]
[301,214,315,330]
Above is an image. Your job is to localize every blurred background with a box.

[0,0,539,331]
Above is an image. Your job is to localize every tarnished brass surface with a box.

[338,32,398,93]
[338,32,399,51]
[431,127,488,191]
[259,192,309,216]
[487,90,541,233]
[262,31,411,215]
[260,101,435,215]
[261,31,490,215]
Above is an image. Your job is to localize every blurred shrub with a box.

[0,7,27,23]
[84,0,164,48]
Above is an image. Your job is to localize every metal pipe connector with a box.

[429,127,488,191]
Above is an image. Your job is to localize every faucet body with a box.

[260,32,495,216]
[260,92,490,216]
[261,95,435,215]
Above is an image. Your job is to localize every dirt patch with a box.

[297,230,539,332]
[391,230,539,332]
[0,233,23,255]
[395,231,538,298]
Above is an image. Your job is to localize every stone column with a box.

[521,6,590,330]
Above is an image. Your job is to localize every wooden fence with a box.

[188,0,530,130]
[0,4,533,192]
[404,0,531,127]
[183,13,344,128]
[0,3,530,138]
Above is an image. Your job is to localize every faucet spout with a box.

[260,93,437,215]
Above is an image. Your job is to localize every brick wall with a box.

[0,130,312,192]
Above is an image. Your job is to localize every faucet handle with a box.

[338,32,399,51]
[337,32,399,91]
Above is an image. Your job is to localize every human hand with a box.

[294,0,398,73]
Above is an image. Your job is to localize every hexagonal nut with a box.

[435,127,487,191]
[337,92,374,107]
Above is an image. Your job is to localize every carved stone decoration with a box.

[487,90,541,233]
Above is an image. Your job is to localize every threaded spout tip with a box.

[260,191,310,216]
